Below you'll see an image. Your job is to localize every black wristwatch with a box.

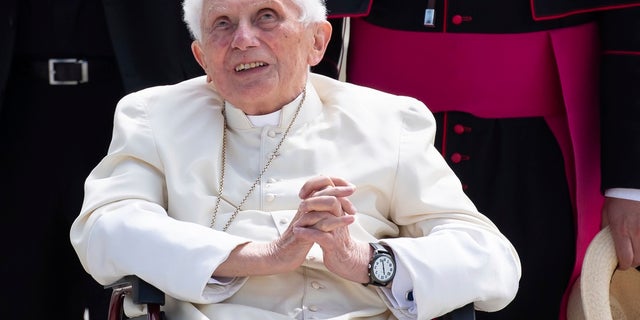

[365,242,396,286]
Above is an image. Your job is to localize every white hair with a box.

[182,0,328,42]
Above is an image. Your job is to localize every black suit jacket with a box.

[0,2,203,319]
[0,0,203,112]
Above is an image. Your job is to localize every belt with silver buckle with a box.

[48,58,89,85]
[14,57,116,85]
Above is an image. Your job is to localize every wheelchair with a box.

[106,275,476,320]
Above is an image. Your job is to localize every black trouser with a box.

[0,57,124,319]
[434,112,575,320]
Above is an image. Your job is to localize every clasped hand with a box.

[291,175,371,284]
[214,175,371,284]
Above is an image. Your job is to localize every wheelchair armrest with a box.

[441,303,475,320]
[105,275,164,320]
[105,275,165,305]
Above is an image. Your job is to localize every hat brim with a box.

[567,226,640,320]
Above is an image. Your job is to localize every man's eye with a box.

[260,13,275,20]
[257,11,278,24]
[257,16,279,29]
[213,19,232,30]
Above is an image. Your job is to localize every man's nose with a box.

[231,22,260,50]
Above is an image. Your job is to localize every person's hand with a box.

[601,197,640,269]
[214,176,359,277]
[294,176,371,284]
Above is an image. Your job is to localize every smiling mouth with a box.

[235,62,266,72]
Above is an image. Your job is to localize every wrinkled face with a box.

[192,0,330,114]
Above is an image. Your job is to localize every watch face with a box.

[372,255,395,282]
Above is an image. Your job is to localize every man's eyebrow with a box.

[204,3,226,18]
[207,0,280,13]
[255,0,279,8]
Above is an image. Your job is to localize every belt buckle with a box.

[48,58,89,85]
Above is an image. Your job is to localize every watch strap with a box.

[370,242,388,255]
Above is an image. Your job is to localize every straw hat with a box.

[567,226,640,320]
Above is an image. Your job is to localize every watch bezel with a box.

[366,243,396,286]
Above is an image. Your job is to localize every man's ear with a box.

[308,21,333,67]
[191,41,212,82]
[191,41,207,70]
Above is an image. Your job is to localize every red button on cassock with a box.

[453,124,471,134]
[450,152,470,163]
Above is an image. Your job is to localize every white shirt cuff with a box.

[380,257,417,313]
[208,276,235,285]
[605,188,640,201]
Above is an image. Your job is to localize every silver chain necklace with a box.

[210,89,307,231]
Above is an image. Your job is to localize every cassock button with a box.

[453,124,471,134]
[450,152,469,163]
[308,305,319,312]
[452,15,463,25]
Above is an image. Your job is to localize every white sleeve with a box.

[381,224,521,319]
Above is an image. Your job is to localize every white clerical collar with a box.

[247,110,282,127]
